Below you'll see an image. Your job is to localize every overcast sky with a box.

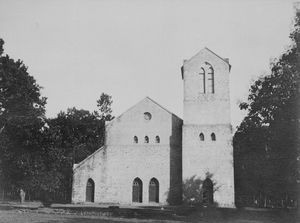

[0,0,296,129]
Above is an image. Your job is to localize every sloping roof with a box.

[145,97,182,121]
[73,146,104,171]
[181,47,231,79]
[105,96,182,128]
[73,97,181,170]
[203,47,231,66]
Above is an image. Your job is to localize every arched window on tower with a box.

[134,136,138,143]
[199,67,206,93]
[144,136,149,143]
[211,133,216,141]
[199,133,204,141]
[155,136,160,143]
[207,66,214,93]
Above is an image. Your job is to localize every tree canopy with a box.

[233,10,300,208]
[0,39,47,198]
[0,38,114,202]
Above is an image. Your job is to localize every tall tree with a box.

[43,106,110,202]
[96,93,114,121]
[233,9,300,208]
[0,39,47,199]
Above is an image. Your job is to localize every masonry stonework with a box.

[72,47,235,207]
[182,48,235,207]
[72,97,182,205]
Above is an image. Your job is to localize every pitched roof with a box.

[203,47,231,66]
[105,96,182,128]
[73,146,104,171]
[181,47,231,79]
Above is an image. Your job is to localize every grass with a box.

[0,202,298,223]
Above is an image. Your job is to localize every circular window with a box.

[144,112,152,121]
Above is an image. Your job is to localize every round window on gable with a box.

[144,112,152,121]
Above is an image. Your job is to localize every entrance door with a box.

[132,178,143,203]
[149,178,159,203]
[86,178,95,202]
[202,178,213,206]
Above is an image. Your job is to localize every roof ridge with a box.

[106,97,182,128]
[203,47,230,65]
[73,146,104,171]
[145,96,182,120]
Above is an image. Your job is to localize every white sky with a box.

[0,0,296,129]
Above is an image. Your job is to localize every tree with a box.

[0,39,47,200]
[96,93,114,121]
[176,173,218,206]
[233,10,300,208]
[42,107,108,202]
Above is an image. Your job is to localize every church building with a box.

[72,48,235,208]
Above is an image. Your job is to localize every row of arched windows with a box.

[134,136,160,144]
[86,177,212,205]
[85,177,159,203]
[199,133,216,141]
[132,177,159,203]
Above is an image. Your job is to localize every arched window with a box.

[144,136,149,143]
[134,136,138,143]
[202,178,214,206]
[155,136,160,143]
[199,133,204,141]
[132,178,143,203]
[86,178,95,202]
[199,67,206,93]
[149,178,159,203]
[211,133,216,141]
[207,66,214,93]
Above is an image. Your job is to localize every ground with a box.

[0,202,298,223]
[0,210,175,223]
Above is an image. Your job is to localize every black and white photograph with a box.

[0,0,299,222]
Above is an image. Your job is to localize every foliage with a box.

[181,173,217,206]
[233,10,300,208]
[40,107,107,203]
[0,38,47,198]
[96,93,114,121]
[0,38,114,203]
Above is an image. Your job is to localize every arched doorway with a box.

[149,178,159,203]
[86,178,95,202]
[132,178,143,203]
[202,178,213,206]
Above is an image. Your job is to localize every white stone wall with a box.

[72,48,235,207]
[182,48,235,208]
[72,147,107,203]
[183,48,231,125]
[72,97,182,205]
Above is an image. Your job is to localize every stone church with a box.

[72,48,235,208]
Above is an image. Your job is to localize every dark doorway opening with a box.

[149,178,159,203]
[202,178,213,206]
[132,178,143,203]
[86,178,95,202]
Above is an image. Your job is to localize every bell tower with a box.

[181,48,235,207]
